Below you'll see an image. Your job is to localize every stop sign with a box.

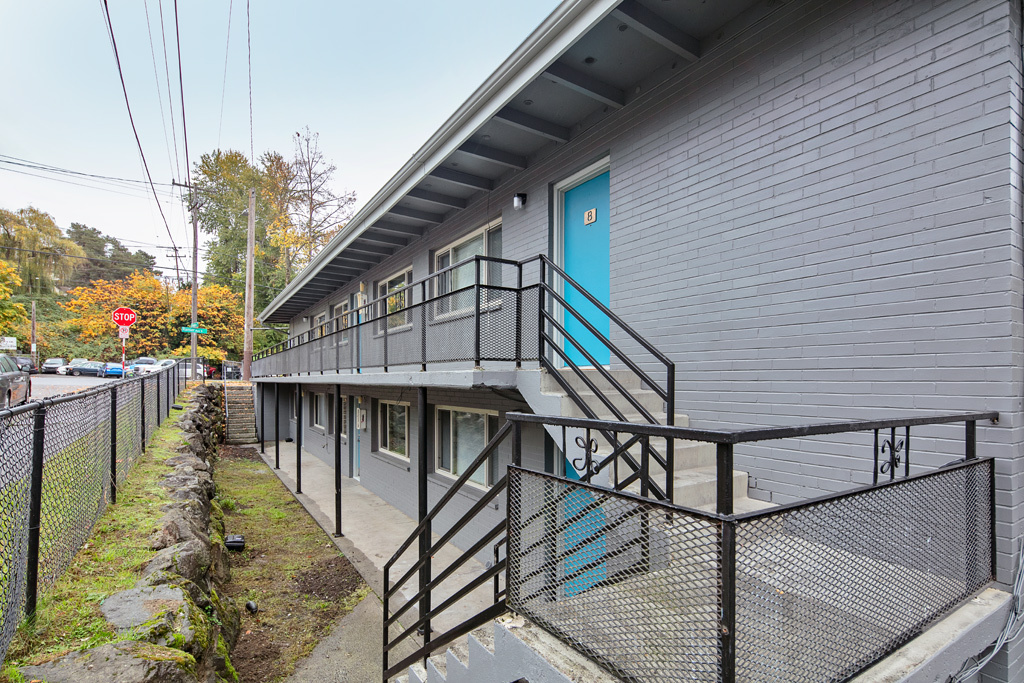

[112,307,137,326]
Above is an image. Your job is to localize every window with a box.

[293,387,299,418]
[312,313,327,339]
[379,401,408,458]
[376,268,413,331]
[434,222,502,314]
[338,395,349,437]
[436,407,500,487]
[312,393,324,428]
[333,301,350,342]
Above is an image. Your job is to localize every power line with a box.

[143,0,176,184]
[0,166,174,202]
[157,0,182,183]
[0,154,173,188]
[99,0,180,256]
[217,0,235,149]
[173,0,192,193]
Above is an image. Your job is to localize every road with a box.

[30,374,117,400]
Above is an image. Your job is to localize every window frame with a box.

[434,405,500,488]
[378,400,410,459]
[312,392,324,429]
[432,220,502,317]
[333,301,351,342]
[375,267,414,333]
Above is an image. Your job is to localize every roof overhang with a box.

[260,0,762,323]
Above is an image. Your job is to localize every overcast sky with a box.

[0,0,559,274]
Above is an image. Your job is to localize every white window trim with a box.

[434,405,499,488]
[338,395,349,438]
[432,219,502,319]
[312,392,325,429]
[378,400,410,459]
[375,267,414,334]
[333,301,351,342]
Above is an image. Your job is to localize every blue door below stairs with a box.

[563,171,611,368]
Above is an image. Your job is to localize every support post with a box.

[334,385,343,537]
[716,443,733,516]
[296,386,303,494]
[721,521,737,683]
[515,263,522,368]
[966,420,977,460]
[110,387,118,504]
[421,281,427,372]
[417,386,431,644]
[274,384,280,469]
[26,403,46,621]
[259,384,265,454]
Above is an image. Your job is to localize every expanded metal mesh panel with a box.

[39,392,111,590]
[116,382,143,485]
[519,285,540,361]
[0,409,34,658]
[733,460,993,683]
[507,468,723,682]
[479,287,521,361]
[425,292,476,363]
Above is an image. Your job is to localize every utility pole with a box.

[172,179,201,383]
[30,301,36,366]
[243,188,256,382]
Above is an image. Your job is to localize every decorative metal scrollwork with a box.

[879,436,905,476]
[572,435,600,474]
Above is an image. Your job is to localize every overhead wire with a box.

[98,0,180,255]
[142,0,176,183]
[173,0,192,192]
[157,0,182,183]
[216,0,235,149]
[247,0,254,162]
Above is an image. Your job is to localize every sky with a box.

[0,0,560,276]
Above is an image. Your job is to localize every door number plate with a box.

[584,208,597,225]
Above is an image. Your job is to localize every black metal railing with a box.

[0,360,187,664]
[382,409,997,681]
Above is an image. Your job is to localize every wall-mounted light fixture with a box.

[513,193,527,211]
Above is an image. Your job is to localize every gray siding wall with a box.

[282,0,1021,585]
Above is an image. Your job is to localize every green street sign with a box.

[181,326,208,334]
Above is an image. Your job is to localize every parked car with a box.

[103,362,124,378]
[41,357,65,374]
[0,354,29,407]
[183,361,216,379]
[64,361,105,377]
[15,356,37,374]
[56,358,91,375]
[128,357,157,375]
[138,358,175,374]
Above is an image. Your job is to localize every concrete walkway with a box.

[252,441,497,681]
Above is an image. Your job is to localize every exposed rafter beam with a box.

[320,265,364,276]
[336,242,393,257]
[611,0,700,61]
[429,167,493,192]
[388,205,445,224]
[457,141,528,170]
[356,231,411,247]
[493,108,570,143]
[332,254,381,267]
[372,221,426,237]
[545,62,624,109]
[407,188,467,210]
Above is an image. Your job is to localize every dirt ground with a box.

[217,445,367,683]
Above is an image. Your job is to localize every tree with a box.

[62,271,172,358]
[0,207,86,293]
[0,261,28,337]
[66,223,157,287]
[290,127,356,267]
[167,283,244,358]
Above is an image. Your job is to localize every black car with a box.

[15,357,37,374]
[0,354,29,407]
[65,361,106,377]
[41,357,65,374]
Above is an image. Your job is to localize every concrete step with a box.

[561,389,665,419]
[541,367,649,394]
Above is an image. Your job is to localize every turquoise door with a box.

[562,171,610,367]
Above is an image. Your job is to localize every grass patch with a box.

[0,392,189,679]
[216,446,366,683]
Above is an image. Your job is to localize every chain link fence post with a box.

[110,387,118,505]
[25,403,46,622]
[140,376,147,445]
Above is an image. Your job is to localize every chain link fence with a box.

[0,360,187,663]
[506,458,994,683]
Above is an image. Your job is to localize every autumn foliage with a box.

[62,271,243,359]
